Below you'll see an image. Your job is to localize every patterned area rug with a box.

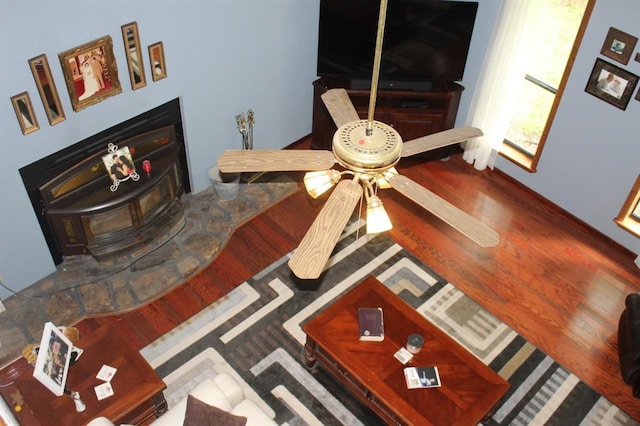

[140,222,635,425]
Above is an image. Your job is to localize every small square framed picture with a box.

[600,27,638,65]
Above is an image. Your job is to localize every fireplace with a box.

[19,98,191,265]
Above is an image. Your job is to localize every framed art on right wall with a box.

[600,26,638,65]
[585,58,638,110]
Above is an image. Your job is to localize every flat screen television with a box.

[317,0,479,90]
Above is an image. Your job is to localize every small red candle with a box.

[142,160,151,173]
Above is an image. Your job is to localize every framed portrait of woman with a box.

[58,36,122,112]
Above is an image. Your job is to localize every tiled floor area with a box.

[0,179,298,366]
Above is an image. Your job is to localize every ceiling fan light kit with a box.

[365,196,392,234]
[303,170,342,199]
[218,0,498,279]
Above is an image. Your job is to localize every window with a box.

[500,0,595,171]
[615,174,640,238]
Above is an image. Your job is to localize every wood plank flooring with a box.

[76,139,640,421]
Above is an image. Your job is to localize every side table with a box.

[8,322,166,425]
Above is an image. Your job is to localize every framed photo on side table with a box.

[600,27,638,65]
[58,35,122,112]
[585,58,638,110]
[33,322,73,396]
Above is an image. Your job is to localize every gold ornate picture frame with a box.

[28,54,65,125]
[10,92,39,135]
[33,322,74,396]
[148,42,167,82]
[58,35,122,112]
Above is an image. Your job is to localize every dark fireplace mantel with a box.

[20,99,191,265]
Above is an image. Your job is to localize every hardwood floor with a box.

[76,138,640,421]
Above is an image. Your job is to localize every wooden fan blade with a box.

[218,150,335,173]
[389,174,498,248]
[321,88,360,128]
[401,126,483,158]
[288,179,362,279]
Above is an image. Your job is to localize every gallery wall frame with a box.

[10,92,39,135]
[58,35,122,112]
[121,22,146,90]
[600,26,638,65]
[615,174,640,238]
[28,54,65,125]
[585,58,638,110]
[148,42,167,82]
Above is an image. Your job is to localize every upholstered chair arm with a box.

[619,293,640,397]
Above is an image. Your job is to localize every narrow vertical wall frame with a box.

[11,92,40,135]
[148,42,167,82]
[28,54,65,125]
[121,22,146,90]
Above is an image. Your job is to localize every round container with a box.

[406,333,424,354]
[209,164,240,201]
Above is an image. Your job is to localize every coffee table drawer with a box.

[306,336,404,425]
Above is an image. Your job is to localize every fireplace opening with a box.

[19,98,191,265]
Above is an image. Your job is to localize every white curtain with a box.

[463,0,541,170]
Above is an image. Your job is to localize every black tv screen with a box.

[317,0,479,88]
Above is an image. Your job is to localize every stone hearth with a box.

[0,178,298,367]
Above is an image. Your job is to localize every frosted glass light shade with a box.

[366,196,392,234]
[303,170,341,198]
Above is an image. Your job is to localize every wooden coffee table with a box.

[303,276,509,426]
[4,322,166,425]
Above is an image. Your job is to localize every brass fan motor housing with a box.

[332,120,403,173]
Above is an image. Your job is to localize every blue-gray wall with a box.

[496,0,640,258]
[0,0,325,298]
[0,0,637,299]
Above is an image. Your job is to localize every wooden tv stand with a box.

[311,77,464,159]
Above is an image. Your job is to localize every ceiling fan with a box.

[218,0,498,280]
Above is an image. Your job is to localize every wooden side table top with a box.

[303,276,510,426]
[11,322,165,425]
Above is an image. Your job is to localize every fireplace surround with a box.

[19,98,191,265]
